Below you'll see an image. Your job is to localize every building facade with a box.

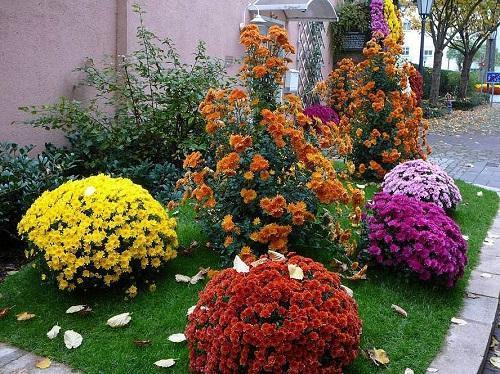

[0,0,340,149]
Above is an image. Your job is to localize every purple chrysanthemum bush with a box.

[382,160,462,210]
[364,193,468,287]
[303,104,340,125]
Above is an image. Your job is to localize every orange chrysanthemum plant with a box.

[176,25,363,263]
[317,33,431,180]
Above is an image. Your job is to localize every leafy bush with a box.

[453,93,489,111]
[421,67,481,99]
[364,193,468,287]
[382,160,462,210]
[17,175,178,294]
[186,255,361,373]
[318,35,430,180]
[19,5,228,174]
[176,25,363,263]
[0,143,77,251]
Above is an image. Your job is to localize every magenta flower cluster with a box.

[370,0,389,37]
[382,160,462,210]
[303,104,340,125]
[365,193,468,287]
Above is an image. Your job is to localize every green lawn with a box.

[0,181,497,373]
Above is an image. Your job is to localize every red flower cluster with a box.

[185,255,362,373]
[409,69,424,106]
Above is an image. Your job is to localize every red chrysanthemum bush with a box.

[185,255,362,373]
[317,34,431,180]
[176,25,363,263]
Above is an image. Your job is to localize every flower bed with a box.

[364,192,467,287]
[186,255,361,373]
[382,159,462,210]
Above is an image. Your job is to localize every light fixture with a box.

[250,4,267,25]
[417,0,434,17]
[416,0,434,75]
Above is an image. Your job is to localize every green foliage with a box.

[421,66,481,99]
[330,0,371,56]
[452,92,489,110]
[0,143,77,251]
[19,5,228,174]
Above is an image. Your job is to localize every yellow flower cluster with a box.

[18,174,178,292]
[384,0,403,43]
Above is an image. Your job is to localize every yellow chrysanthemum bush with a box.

[175,25,364,264]
[18,174,178,294]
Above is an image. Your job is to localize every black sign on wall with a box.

[342,32,366,51]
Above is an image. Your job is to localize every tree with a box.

[428,0,482,105]
[449,0,500,98]
[446,47,464,71]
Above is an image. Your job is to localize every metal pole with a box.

[418,15,427,75]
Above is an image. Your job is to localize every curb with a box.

[428,208,500,374]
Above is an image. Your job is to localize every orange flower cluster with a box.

[317,34,431,179]
[177,25,362,261]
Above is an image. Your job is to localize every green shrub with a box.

[453,93,489,111]
[0,143,77,252]
[19,5,228,174]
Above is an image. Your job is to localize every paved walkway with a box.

[0,343,76,373]
[428,104,500,374]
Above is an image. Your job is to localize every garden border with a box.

[429,201,500,374]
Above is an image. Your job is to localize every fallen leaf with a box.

[47,325,61,339]
[465,163,474,168]
[0,307,12,319]
[356,184,366,189]
[250,258,268,267]
[351,262,359,271]
[490,356,500,369]
[187,305,196,316]
[426,368,439,373]
[288,264,304,280]
[64,330,83,349]
[77,305,93,316]
[168,333,186,343]
[341,285,353,297]
[154,359,176,368]
[466,292,479,299]
[190,268,210,284]
[348,265,368,281]
[491,336,499,349]
[107,312,131,328]
[134,339,152,347]
[6,270,18,276]
[66,305,90,314]
[16,312,35,321]
[268,250,286,262]
[480,272,493,278]
[405,369,414,374]
[451,317,467,326]
[462,235,469,241]
[477,191,483,197]
[391,304,408,318]
[35,357,51,369]
[484,238,494,246]
[233,255,249,273]
[367,348,390,366]
[175,274,191,283]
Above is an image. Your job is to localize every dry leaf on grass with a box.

[66,305,92,314]
[175,274,191,283]
[348,265,368,281]
[35,357,51,369]
[341,285,353,297]
[233,255,249,273]
[154,359,176,368]
[107,312,131,328]
[288,264,304,280]
[404,369,414,374]
[367,348,389,366]
[175,268,210,284]
[477,191,483,197]
[134,339,152,347]
[391,304,408,318]
[0,307,12,319]
[168,333,186,343]
[64,330,83,349]
[451,317,467,326]
[462,235,469,241]
[47,325,61,339]
[356,184,366,189]
[16,312,35,321]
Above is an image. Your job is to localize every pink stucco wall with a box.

[0,0,116,148]
[0,1,337,149]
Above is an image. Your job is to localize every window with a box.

[403,20,412,31]
[424,50,433,56]
[402,47,410,56]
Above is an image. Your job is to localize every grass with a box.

[0,181,497,373]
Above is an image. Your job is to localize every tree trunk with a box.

[429,49,444,106]
[458,54,473,98]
